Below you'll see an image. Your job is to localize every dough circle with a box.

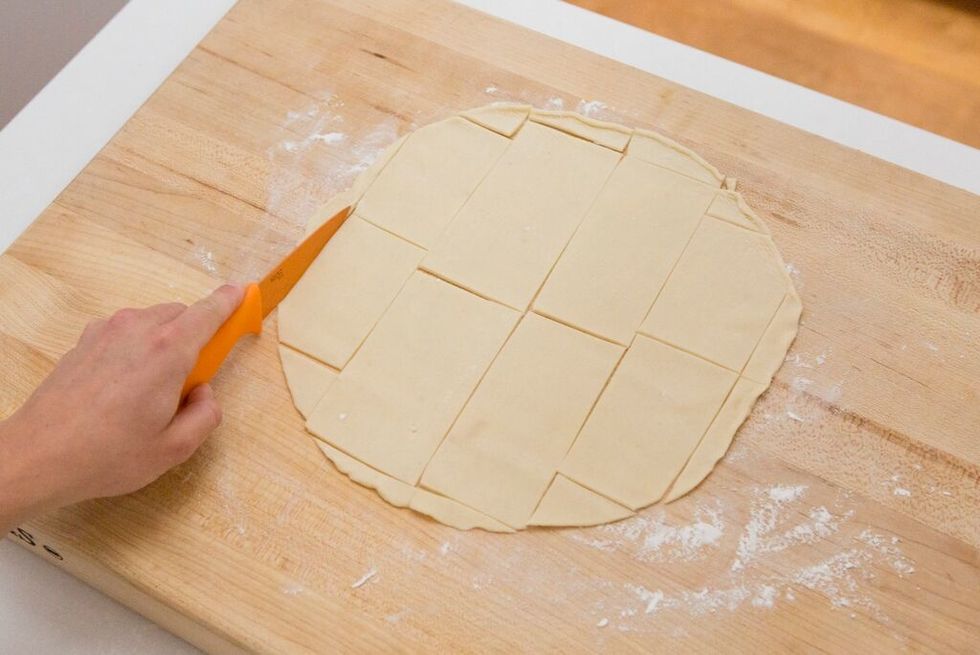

[277,104,800,532]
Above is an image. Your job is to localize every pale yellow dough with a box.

[306,271,519,485]
[278,216,423,368]
[278,104,800,531]
[278,345,337,418]
[419,312,622,528]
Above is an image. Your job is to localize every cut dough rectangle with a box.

[529,109,631,151]
[278,345,338,419]
[534,157,715,344]
[626,129,722,186]
[278,216,424,369]
[306,272,520,485]
[355,117,509,248]
[528,474,633,527]
[705,191,767,233]
[639,217,788,371]
[560,335,736,509]
[421,121,621,310]
[664,377,766,503]
[742,292,802,384]
[419,313,623,528]
[460,104,530,138]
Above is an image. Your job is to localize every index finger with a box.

[171,284,245,349]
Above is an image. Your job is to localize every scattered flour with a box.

[399,543,428,562]
[882,472,917,499]
[792,549,883,617]
[768,484,807,503]
[280,582,304,596]
[780,350,845,416]
[733,485,849,572]
[791,376,814,393]
[625,583,778,617]
[858,529,916,576]
[544,96,565,110]
[598,480,917,630]
[471,572,494,590]
[786,410,805,423]
[311,131,346,145]
[820,381,844,403]
[351,568,377,589]
[584,501,726,562]
[576,99,608,117]
[192,245,218,274]
[751,585,777,608]
[596,617,609,628]
[784,349,832,372]
[784,262,802,287]
[626,585,665,614]
[258,94,401,281]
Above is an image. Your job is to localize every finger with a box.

[164,384,222,464]
[171,284,244,349]
[142,302,188,325]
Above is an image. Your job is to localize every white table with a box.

[1,1,976,652]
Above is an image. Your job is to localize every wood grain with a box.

[570,0,980,148]
[2,0,978,652]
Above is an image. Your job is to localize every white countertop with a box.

[2,0,977,652]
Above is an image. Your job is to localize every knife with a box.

[181,205,352,398]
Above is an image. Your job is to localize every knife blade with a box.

[181,205,352,397]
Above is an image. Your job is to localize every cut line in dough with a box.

[278,104,800,531]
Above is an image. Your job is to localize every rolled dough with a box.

[278,104,800,531]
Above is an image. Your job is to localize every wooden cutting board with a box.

[2,0,978,652]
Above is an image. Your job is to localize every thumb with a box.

[172,284,245,351]
[165,384,223,463]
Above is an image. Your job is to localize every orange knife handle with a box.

[181,283,263,398]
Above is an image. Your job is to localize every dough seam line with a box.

[527,116,627,154]
[278,341,341,375]
[316,438,516,530]
[459,105,530,138]
[706,208,766,235]
[415,265,515,309]
[740,292,794,386]
[526,343,638,521]
[357,122,512,251]
[530,110,726,190]
[539,338,632,510]
[353,209,432,251]
[529,308,626,347]
[627,127,725,185]
[411,305,524,487]
[655,375,741,504]
[656,293,800,500]
[634,331,740,375]
[528,472,634,525]
[462,104,725,191]
[634,213,708,335]
[521,149,627,314]
[415,126,625,313]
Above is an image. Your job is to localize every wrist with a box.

[0,411,65,531]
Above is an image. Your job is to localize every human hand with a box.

[0,284,244,530]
